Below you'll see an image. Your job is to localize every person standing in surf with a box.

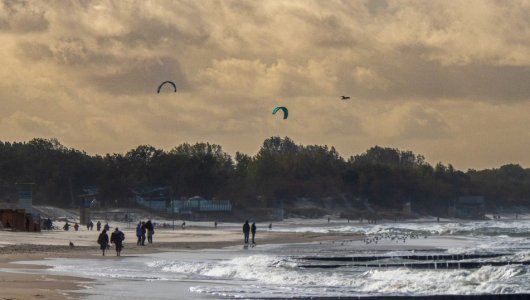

[97,229,109,256]
[243,220,250,244]
[251,222,257,245]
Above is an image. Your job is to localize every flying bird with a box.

[341,96,350,100]
[157,81,177,93]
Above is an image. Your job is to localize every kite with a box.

[272,106,288,119]
[157,81,177,93]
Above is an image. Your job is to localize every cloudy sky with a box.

[2,0,530,170]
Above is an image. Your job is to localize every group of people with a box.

[136,220,155,246]
[63,222,80,231]
[97,227,125,256]
[242,220,257,246]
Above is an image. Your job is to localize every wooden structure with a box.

[0,209,40,232]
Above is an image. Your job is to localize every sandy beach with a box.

[0,225,357,300]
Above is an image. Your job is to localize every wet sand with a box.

[0,227,359,299]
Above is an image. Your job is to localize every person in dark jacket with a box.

[136,222,142,246]
[145,220,154,244]
[140,221,146,246]
[110,228,125,256]
[97,229,109,256]
[96,221,101,231]
[243,220,250,244]
[251,222,257,245]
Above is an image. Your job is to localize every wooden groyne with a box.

[300,254,506,262]
[299,260,530,269]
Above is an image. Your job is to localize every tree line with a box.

[0,137,529,215]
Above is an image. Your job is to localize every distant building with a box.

[0,209,40,232]
[170,196,232,214]
[132,186,169,211]
[448,196,485,219]
[78,187,99,225]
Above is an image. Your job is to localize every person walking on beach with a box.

[243,220,250,244]
[97,229,109,256]
[96,221,101,231]
[251,222,257,245]
[110,228,125,256]
[145,220,154,244]
[140,221,147,245]
[136,222,142,246]
[74,223,79,231]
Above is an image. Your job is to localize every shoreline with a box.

[0,230,359,300]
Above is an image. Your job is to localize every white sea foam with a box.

[20,219,530,299]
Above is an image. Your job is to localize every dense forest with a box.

[0,137,529,215]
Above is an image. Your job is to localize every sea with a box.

[15,216,530,299]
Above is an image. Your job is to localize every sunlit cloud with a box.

[1,0,530,169]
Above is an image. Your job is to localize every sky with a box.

[2,0,530,170]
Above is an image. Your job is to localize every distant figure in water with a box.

[269,223,272,230]
[110,228,125,256]
[74,222,79,231]
[96,221,101,231]
[251,222,257,245]
[97,229,109,256]
[328,217,330,223]
[181,221,186,230]
[63,222,70,231]
[243,220,250,244]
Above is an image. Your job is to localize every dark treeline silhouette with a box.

[0,137,529,215]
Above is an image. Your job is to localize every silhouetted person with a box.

[251,222,256,245]
[145,220,154,244]
[96,221,101,231]
[111,228,125,256]
[181,221,186,229]
[63,222,70,231]
[243,220,250,244]
[136,222,142,246]
[140,221,146,245]
[74,223,79,231]
[98,229,109,256]
[214,221,218,228]
[104,223,110,231]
